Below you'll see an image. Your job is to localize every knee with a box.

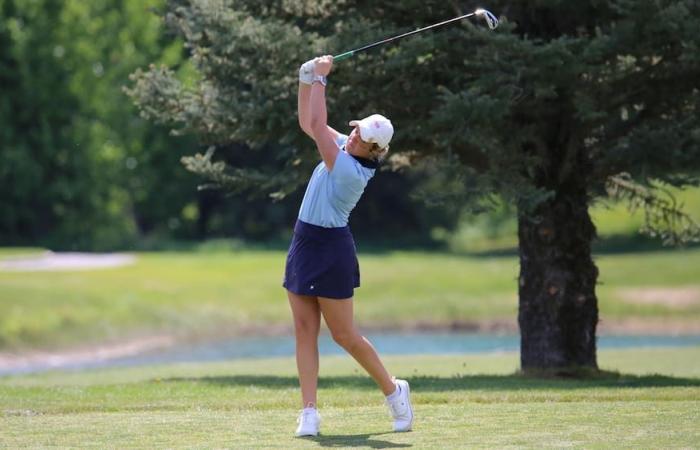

[331,329,361,350]
[294,317,320,339]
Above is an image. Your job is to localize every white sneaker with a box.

[386,378,414,432]
[295,407,320,437]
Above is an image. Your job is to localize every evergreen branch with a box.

[606,173,700,246]
[181,147,281,197]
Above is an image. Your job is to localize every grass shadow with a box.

[301,432,411,448]
[162,373,700,391]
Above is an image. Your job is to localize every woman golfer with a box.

[284,55,413,437]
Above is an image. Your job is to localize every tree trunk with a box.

[196,190,220,239]
[517,186,599,372]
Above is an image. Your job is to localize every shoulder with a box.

[336,134,349,148]
[334,149,356,170]
[332,150,374,184]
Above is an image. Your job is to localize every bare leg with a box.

[318,297,396,395]
[288,291,321,408]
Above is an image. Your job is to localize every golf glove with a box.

[299,59,316,85]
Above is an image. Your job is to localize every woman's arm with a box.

[298,82,314,139]
[298,59,340,148]
[300,82,341,141]
[308,55,340,170]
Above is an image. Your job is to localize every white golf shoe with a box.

[295,407,320,437]
[386,378,414,432]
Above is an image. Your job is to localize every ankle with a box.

[385,383,400,400]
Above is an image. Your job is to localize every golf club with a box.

[334,8,499,62]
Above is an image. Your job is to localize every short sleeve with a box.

[336,134,349,149]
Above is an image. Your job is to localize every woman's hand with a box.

[299,59,316,84]
[313,55,333,76]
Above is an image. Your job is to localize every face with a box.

[347,126,374,156]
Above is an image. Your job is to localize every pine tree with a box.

[128,0,700,371]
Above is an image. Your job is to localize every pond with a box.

[2,332,700,376]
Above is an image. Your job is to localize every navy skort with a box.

[283,220,360,299]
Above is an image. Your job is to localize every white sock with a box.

[386,383,401,401]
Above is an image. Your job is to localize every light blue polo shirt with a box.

[298,134,377,228]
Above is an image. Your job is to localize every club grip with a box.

[333,51,355,62]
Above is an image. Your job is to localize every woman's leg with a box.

[318,297,396,395]
[288,291,321,408]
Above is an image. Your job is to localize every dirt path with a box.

[0,252,136,271]
[0,335,175,374]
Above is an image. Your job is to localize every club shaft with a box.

[334,12,477,61]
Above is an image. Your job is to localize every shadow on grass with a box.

[162,373,700,391]
[300,432,411,448]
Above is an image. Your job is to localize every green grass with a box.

[1,347,699,448]
[0,248,46,259]
[591,185,700,237]
[448,185,700,252]
[1,248,700,350]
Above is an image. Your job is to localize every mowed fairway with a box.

[1,347,699,448]
[1,248,700,349]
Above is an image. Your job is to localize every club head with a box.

[474,8,499,30]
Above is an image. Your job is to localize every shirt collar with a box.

[352,154,379,169]
[344,146,379,169]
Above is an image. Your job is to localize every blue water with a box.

[3,333,700,376]
[118,333,700,364]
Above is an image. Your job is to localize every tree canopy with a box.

[130,0,699,241]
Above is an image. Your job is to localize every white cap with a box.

[348,114,394,149]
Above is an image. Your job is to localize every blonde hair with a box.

[369,143,390,162]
